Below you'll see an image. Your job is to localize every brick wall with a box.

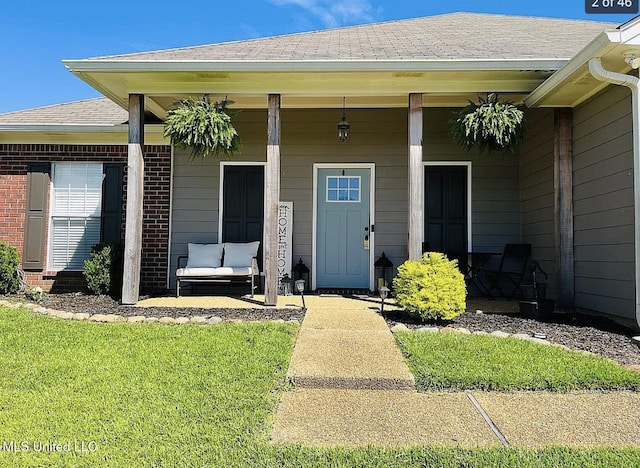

[0,173,27,254]
[125,148,173,293]
[0,144,171,294]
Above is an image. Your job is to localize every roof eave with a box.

[525,29,626,108]
[63,58,569,73]
[0,123,164,133]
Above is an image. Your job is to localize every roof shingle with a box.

[87,13,618,63]
[0,98,127,125]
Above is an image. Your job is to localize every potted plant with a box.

[163,96,241,159]
[450,93,525,153]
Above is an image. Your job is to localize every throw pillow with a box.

[186,243,224,268]
[223,241,260,267]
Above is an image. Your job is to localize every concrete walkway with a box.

[286,299,414,390]
[271,296,640,448]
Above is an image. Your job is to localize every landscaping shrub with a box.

[393,252,466,321]
[25,286,45,303]
[83,243,123,297]
[0,241,20,295]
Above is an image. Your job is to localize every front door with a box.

[222,165,264,254]
[424,165,468,261]
[316,167,372,289]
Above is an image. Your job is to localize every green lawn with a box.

[1,306,640,467]
[395,331,640,392]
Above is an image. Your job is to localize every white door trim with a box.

[423,161,473,253]
[218,161,267,247]
[312,163,376,291]
[166,145,175,289]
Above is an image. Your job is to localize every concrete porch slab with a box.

[475,391,640,447]
[271,389,499,447]
[136,294,388,310]
[466,299,520,314]
[135,295,300,309]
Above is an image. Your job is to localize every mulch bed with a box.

[5,293,640,365]
[39,293,305,322]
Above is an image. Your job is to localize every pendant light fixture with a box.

[337,97,350,143]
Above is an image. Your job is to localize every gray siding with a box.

[573,85,635,320]
[424,109,521,253]
[519,108,556,298]
[169,108,522,289]
[169,111,267,289]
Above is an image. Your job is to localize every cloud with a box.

[269,0,381,28]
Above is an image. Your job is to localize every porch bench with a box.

[176,241,260,298]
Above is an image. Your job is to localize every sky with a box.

[0,0,637,114]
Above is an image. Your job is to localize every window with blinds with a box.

[49,163,103,270]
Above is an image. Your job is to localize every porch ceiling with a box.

[68,67,551,120]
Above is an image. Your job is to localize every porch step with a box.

[315,288,373,296]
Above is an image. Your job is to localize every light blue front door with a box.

[316,168,371,288]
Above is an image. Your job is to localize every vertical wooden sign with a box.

[277,201,293,291]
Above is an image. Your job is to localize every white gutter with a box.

[0,124,128,133]
[525,31,617,107]
[589,57,640,330]
[0,123,166,133]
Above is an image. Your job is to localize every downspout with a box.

[589,58,640,330]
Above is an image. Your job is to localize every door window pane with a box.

[326,176,361,203]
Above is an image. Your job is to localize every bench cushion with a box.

[186,243,224,268]
[223,241,260,267]
[177,266,253,278]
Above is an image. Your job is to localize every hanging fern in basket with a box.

[450,93,525,153]
[164,97,241,159]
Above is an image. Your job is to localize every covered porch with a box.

[62,63,576,307]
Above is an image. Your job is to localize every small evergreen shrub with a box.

[83,243,123,297]
[0,241,20,295]
[393,252,466,321]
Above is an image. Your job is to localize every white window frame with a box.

[326,175,362,203]
[48,162,104,271]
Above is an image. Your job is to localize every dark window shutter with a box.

[23,162,50,270]
[100,163,124,244]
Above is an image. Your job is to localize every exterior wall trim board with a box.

[166,145,175,290]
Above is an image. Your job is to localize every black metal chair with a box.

[483,244,532,299]
[464,252,495,297]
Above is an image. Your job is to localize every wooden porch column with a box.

[121,94,145,305]
[554,108,575,309]
[408,93,424,260]
[264,94,281,306]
